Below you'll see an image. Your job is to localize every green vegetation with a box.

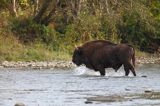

[0,0,160,61]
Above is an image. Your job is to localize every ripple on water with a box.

[0,64,160,106]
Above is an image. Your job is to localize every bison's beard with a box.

[72,59,83,66]
[73,62,82,66]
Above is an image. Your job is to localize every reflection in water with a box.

[0,64,160,106]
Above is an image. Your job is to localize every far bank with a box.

[0,55,160,69]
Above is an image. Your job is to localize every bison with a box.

[72,40,136,76]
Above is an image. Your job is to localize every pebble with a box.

[85,101,93,104]
[0,57,159,69]
[144,90,153,93]
[125,88,131,91]
[0,60,75,69]
[14,102,25,106]
[141,75,147,78]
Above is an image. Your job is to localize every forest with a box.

[0,0,160,61]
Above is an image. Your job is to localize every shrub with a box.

[117,10,156,50]
[10,18,61,50]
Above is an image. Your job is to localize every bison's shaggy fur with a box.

[72,40,136,76]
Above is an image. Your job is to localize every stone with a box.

[144,90,153,93]
[141,75,147,78]
[14,102,25,106]
[85,101,93,104]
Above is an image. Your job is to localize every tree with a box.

[33,0,58,25]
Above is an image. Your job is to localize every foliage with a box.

[0,0,160,61]
[11,18,60,49]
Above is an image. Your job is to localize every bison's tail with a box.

[132,48,135,67]
[128,44,135,67]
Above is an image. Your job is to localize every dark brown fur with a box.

[72,40,136,76]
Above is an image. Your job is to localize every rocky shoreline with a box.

[0,57,160,69]
[0,60,75,69]
[136,56,160,64]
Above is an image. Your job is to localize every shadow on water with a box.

[0,64,160,106]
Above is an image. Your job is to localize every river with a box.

[0,64,160,106]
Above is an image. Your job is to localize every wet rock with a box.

[87,95,125,103]
[142,91,160,99]
[85,101,93,104]
[144,90,153,93]
[125,88,131,91]
[14,102,25,106]
[141,75,147,78]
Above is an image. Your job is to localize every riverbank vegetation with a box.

[0,0,160,61]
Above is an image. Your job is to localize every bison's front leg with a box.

[99,70,105,76]
[95,65,105,76]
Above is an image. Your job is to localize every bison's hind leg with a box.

[124,63,136,76]
[129,64,136,76]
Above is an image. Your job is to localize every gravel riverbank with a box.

[0,60,75,69]
[0,57,160,69]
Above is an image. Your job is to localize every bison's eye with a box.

[76,47,83,55]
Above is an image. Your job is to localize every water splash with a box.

[106,68,125,77]
[73,66,100,76]
[72,66,132,77]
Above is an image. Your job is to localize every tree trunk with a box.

[70,0,81,21]
[34,0,39,15]
[8,0,18,17]
[33,0,51,23]
[41,7,56,25]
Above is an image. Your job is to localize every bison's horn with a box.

[75,45,78,50]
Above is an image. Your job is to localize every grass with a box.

[135,49,150,58]
[0,15,156,62]
[0,33,71,61]
[0,32,155,62]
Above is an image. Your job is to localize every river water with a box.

[0,64,160,106]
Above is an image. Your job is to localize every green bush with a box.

[117,10,156,50]
[10,18,61,50]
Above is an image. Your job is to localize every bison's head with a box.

[72,47,84,66]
